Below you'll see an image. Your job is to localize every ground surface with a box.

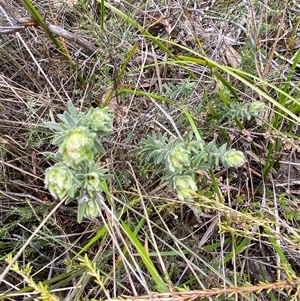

[1,0,300,300]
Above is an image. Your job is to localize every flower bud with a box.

[222,149,246,168]
[87,172,100,188]
[173,175,197,201]
[77,193,104,222]
[84,198,100,220]
[85,172,103,197]
[167,147,191,173]
[87,107,114,132]
[45,164,75,199]
[249,101,266,117]
[60,127,96,165]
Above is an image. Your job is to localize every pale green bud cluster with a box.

[77,193,106,221]
[44,164,76,199]
[173,175,198,201]
[78,197,101,220]
[60,127,96,166]
[221,100,267,121]
[84,199,100,220]
[249,101,266,117]
[84,107,114,132]
[167,147,191,173]
[222,149,247,168]
[136,131,248,203]
[83,172,105,198]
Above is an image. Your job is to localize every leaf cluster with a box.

[220,100,267,122]
[134,131,246,201]
[136,132,230,176]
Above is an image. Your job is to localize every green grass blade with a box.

[101,0,105,31]
[102,43,138,107]
[280,48,300,101]
[264,228,291,268]
[121,221,168,292]
[180,106,202,142]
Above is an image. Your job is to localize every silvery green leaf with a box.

[206,140,216,151]
[192,152,207,167]
[156,150,167,165]
[63,111,77,127]
[151,151,162,164]
[200,163,210,170]
[94,140,105,153]
[188,145,200,154]
[218,143,228,155]
[43,151,55,157]
[44,122,64,132]
[94,129,113,137]
[77,202,87,223]
[80,113,89,123]
[57,113,68,123]
[65,197,73,205]
[96,168,109,174]
[67,186,76,198]
[67,101,80,120]
[52,135,66,146]
[99,174,113,180]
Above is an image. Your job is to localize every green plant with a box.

[163,79,196,101]
[220,100,267,122]
[44,101,114,223]
[135,130,247,202]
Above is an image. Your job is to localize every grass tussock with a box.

[1,0,300,300]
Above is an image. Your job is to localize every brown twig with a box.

[0,0,98,54]
[46,23,98,53]
[0,25,26,34]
